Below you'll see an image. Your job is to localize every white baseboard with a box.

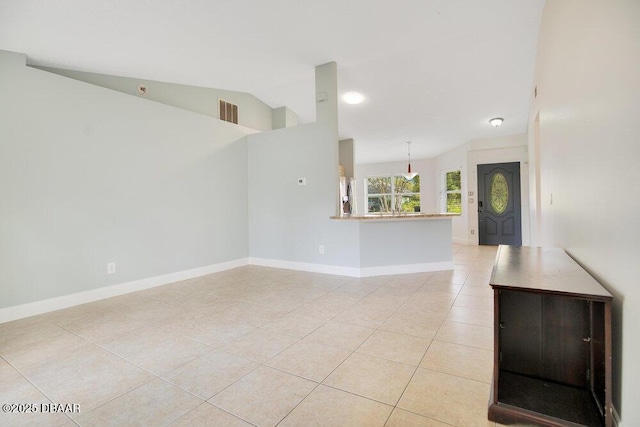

[359,261,454,277]
[0,256,454,324]
[0,258,249,324]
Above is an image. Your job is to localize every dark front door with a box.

[477,162,521,245]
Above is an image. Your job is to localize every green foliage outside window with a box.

[395,175,420,212]
[446,170,461,192]
[445,170,462,213]
[367,175,420,213]
[447,193,462,213]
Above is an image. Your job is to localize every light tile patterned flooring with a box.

[0,244,503,426]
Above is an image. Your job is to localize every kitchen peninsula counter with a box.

[328,212,458,276]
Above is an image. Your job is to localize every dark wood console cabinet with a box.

[488,246,612,427]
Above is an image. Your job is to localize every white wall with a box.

[339,139,354,180]
[0,50,251,309]
[36,66,276,132]
[529,1,640,423]
[272,106,300,129]
[354,158,438,216]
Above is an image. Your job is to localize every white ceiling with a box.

[0,0,545,164]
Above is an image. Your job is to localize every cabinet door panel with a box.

[542,295,590,387]
[500,290,542,377]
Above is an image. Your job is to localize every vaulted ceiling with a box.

[0,0,545,164]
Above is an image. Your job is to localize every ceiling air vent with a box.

[219,99,238,124]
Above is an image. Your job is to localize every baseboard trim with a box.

[0,256,454,324]
[359,261,454,277]
[0,258,249,324]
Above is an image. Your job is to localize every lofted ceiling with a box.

[0,0,545,164]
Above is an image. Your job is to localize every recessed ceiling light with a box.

[489,117,504,127]
[343,92,364,104]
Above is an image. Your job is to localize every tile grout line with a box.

[48,322,226,423]
[171,401,258,427]
[384,280,455,425]
[0,354,76,426]
[388,258,493,426]
[319,272,440,426]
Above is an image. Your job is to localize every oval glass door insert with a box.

[490,172,508,214]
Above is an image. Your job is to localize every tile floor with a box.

[0,244,505,426]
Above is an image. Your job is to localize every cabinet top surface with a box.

[490,245,613,299]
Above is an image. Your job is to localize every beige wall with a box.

[529,1,640,423]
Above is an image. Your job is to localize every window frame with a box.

[441,169,462,214]
[365,174,421,214]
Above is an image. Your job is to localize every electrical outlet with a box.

[470,230,475,235]
[318,245,325,255]
[107,262,116,275]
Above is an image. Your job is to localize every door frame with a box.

[477,161,522,245]
[467,149,529,246]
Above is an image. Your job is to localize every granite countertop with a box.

[330,213,460,221]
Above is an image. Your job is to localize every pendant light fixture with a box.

[402,141,418,180]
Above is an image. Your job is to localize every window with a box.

[366,175,420,213]
[219,99,238,124]
[490,172,508,214]
[443,170,462,213]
